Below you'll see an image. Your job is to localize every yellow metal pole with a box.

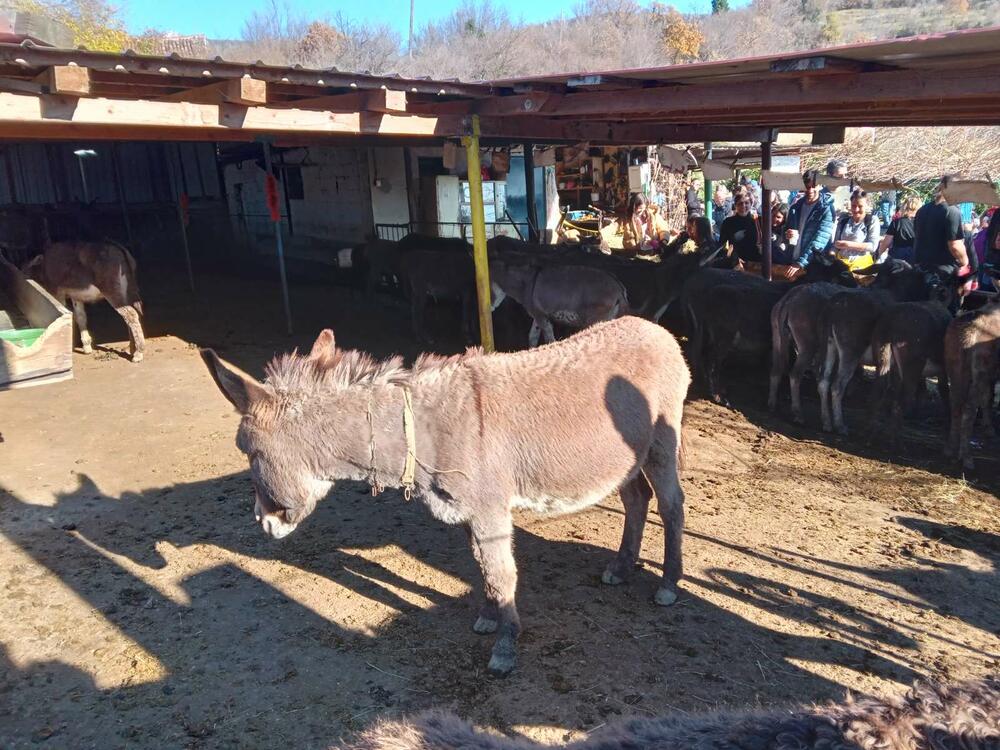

[462,115,495,352]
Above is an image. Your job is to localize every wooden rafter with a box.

[33,65,90,96]
[158,76,267,105]
[276,89,407,112]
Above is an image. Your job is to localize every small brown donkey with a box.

[24,241,145,362]
[201,316,690,676]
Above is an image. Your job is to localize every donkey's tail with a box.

[107,239,143,314]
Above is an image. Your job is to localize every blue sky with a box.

[123,0,724,40]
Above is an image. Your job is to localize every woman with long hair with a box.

[622,192,671,253]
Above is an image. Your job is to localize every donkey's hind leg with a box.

[602,474,653,586]
[71,299,93,354]
[644,424,684,606]
[114,304,145,363]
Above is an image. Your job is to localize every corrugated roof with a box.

[490,25,1000,88]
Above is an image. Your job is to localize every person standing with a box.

[685,178,704,218]
[832,189,880,270]
[782,170,836,278]
[913,178,969,281]
[719,191,760,263]
[877,194,920,263]
[823,159,850,214]
[877,189,897,228]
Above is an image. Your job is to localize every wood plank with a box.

[158,77,267,105]
[275,89,407,112]
[413,64,1000,121]
[33,65,90,96]
[0,92,776,144]
[769,56,874,74]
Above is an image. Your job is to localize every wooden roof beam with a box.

[158,76,267,105]
[276,88,407,112]
[768,55,893,75]
[33,65,90,96]
[0,91,778,145]
[412,64,1000,121]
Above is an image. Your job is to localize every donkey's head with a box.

[200,331,341,540]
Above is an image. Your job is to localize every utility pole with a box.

[409,0,415,58]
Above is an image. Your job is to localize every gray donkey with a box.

[201,316,690,676]
[334,677,1000,750]
[489,260,628,347]
[23,240,145,362]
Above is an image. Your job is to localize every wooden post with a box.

[703,141,713,234]
[760,140,773,281]
[262,141,293,336]
[111,143,135,252]
[523,142,539,243]
[462,116,495,352]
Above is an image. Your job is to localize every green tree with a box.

[712,0,730,13]
[13,0,131,51]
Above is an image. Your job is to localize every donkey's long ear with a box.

[308,329,337,366]
[200,349,269,414]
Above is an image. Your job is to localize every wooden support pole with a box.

[262,141,293,336]
[462,116,494,352]
[703,141,713,235]
[760,140,773,281]
[523,141,539,243]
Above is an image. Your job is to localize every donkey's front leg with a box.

[468,513,520,676]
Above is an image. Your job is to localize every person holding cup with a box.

[781,169,836,279]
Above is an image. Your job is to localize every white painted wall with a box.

[290,147,371,242]
[368,148,410,226]
[223,146,373,246]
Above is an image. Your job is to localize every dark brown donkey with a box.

[23,241,145,362]
[201,316,690,676]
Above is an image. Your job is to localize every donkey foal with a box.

[202,316,690,676]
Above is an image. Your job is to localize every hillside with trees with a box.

[10,0,1000,79]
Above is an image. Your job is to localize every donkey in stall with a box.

[489,260,629,346]
[201,317,690,676]
[399,250,477,344]
[23,240,145,362]
[944,298,1000,469]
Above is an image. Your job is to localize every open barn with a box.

[1,26,999,749]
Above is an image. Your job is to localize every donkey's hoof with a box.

[473,616,498,635]
[81,345,93,355]
[601,568,624,586]
[835,425,849,437]
[131,352,144,364]
[654,587,678,607]
[792,414,806,426]
[487,651,516,677]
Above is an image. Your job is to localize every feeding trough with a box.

[0,255,72,389]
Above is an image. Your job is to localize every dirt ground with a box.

[1,268,998,750]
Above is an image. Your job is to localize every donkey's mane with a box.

[263,345,485,394]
